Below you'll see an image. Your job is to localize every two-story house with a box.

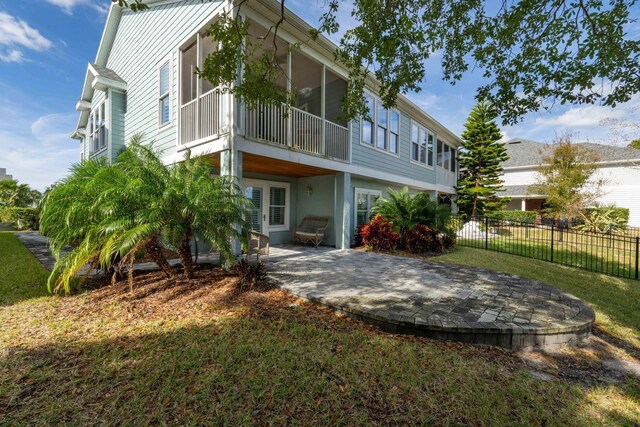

[501,138,640,226]
[70,0,462,249]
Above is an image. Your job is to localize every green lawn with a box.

[0,232,50,305]
[459,225,639,279]
[433,247,640,350]
[1,239,639,425]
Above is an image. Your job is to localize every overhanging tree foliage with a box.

[529,134,604,219]
[456,101,508,217]
[114,0,640,124]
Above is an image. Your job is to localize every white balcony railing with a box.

[437,166,457,188]
[179,90,226,145]
[245,102,350,162]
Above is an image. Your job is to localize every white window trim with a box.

[409,119,435,169]
[243,178,291,233]
[359,92,400,158]
[88,100,107,156]
[158,55,172,128]
[354,187,382,229]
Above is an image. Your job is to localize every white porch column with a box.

[521,198,526,211]
[220,148,243,258]
[334,172,352,250]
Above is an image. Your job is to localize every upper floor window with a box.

[158,59,171,127]
[361,93,399,154]
[437,139,457,172]
[89,101,106,154]
[411,123,434,167]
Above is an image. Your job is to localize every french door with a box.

[243,179,290,237]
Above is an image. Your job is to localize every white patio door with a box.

[243,179,291,237]
[244,184,265,234]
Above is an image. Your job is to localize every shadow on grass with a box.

[2,314,639,426]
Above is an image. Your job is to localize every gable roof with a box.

[503,138,640,168]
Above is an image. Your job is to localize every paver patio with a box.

[266,245,595,350]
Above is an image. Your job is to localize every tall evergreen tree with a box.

[456,101,509,217]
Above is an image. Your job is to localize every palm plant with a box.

[371,187,452,246]
[40,134,249,293]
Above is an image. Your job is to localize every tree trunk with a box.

[179,225,194,280]
[145,235,174,279]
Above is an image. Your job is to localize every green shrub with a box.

[583,206,629,228]
[0,207,39,230]
[489,210,537,224]
[574,206,628,234]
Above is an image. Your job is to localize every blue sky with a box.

[0,0,638,190]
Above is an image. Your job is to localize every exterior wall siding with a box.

[104,0,225,156]
[351,112,437,185]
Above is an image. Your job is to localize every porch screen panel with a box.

[181,42,197,105]
[325,69,348,127]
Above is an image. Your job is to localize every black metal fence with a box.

[454,216,640,280]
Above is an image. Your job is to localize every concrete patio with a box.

[266,245,595,350]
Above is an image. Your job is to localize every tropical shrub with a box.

[354,223,366,247]
[233,259,268,288]
[359,214,400,250]
[372,187,453,244]
[0,207,39,230]
[40,135,250,294]
[0,179,41,209]
[583,206,629,228]
[574,206,628,234]
[406,224,439,254]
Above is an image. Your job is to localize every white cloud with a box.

[44,0,110,15]
[0,11,52,64]
[0,12,52,51]
[533,104,627,128]
[0,49,25,63]
[0,87,77,190]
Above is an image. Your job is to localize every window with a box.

[89,101,106,154]
[389,111,399,153]
[376,103,388,150]
[362,94,374,145]
[411,122,434,167]
[355,188,382,228]
[437,139,457,171]
[158,59,171,127]
[360,93,399,154]
[269,186,287,227]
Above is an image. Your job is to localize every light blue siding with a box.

[110,90,126,162]
[105,0,224,156]
[351,111,436,183]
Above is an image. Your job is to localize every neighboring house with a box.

[501,138,640,226]
[70,0,462,249]
[0,169,13,181]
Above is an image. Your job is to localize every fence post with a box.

[635,237,639,280]
[550,223,555,263]
[485,216,489,250]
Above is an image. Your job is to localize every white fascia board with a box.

[76,100,91,111]
[92,76,128,92]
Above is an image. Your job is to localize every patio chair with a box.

[293,216,329,248]
[246,230,270,261]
